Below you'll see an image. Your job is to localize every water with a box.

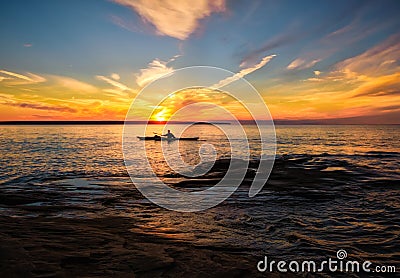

[1,124,398,182]
[0,124,399,271]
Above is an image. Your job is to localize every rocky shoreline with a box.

[1,216,277,277]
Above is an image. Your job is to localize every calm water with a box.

[0,124,399,270]
[1,124,398,182]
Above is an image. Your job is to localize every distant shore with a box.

[0,120,232,125]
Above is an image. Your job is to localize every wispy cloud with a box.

[49,75,98,93]
[287,58,321,70]
[110,15,142,33]
[335,34,400,77]
[0,93,77,113]
[4,102,77,113]
[112,0,225,40]
[319,34,400,99]
[0,94,77,113]
[0,70,46,84]
[350,73,400,98]
[0,76,11,82]
[111,73,120,80]
[136,55,180,87]
[212,54,276,89]
[0,72,133,120]
[285,6,395,75]
[240,32,300,68]
[96,75,131,91]
[265,34,400,121]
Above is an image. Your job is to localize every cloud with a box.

[0,70,36,82]
[314,70,321,76]
[351,73,400,97]
[323,34,400,98]
[112,0,225,40]
[212,54,276,89]
[287,58,321,70]
[0,93,14,100]
[266,34,400,122]
[0,70,46,84]
[0,93,77,113]
[111,73,120,80]
[240,29,303,68]
[110,15,142,33]
[148,87,252,121]
[50,75,98,93]
[321,10,393,49]
[0,72,136,120]
[0,98,77,113]
[136,57,177,87]
[96,75,131,91]
[304,77,323,82]
[335,34,400,77]
[23,43,32,48]
[0,76,11,82]
[375,105,400,112]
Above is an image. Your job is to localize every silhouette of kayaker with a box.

[162,130,176,139]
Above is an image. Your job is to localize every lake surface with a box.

[0,124,399,272]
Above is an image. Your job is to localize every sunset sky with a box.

[1,0,399,123]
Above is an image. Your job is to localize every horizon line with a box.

[0,120,399,125]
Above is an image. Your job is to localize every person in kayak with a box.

[162,130,176,139]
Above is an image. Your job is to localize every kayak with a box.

[137,136,199,141]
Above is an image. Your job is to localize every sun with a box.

[151,107,169,122]
[155,115,166,122]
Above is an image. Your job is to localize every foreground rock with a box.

[0,216,292,277]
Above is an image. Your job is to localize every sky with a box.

[0,0,399,123]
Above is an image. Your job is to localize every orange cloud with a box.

[0,72,130,121]
[49,75,98,93]
[0,93,77,115]
[112,0,225,40]
[264,34,400,122]
[148,88,255,122]
[4,101,77,113]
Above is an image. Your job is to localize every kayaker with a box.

[162,130,176,139]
